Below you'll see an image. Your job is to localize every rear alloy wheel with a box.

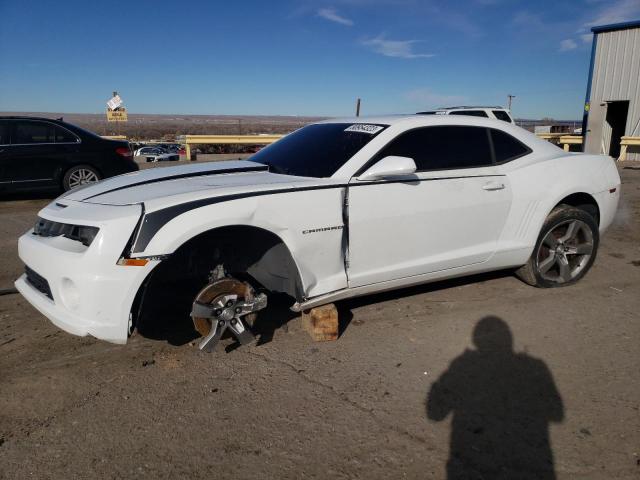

[63,165,101,191]
[516,206,599,288]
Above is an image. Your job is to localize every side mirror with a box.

[357,156,417,181]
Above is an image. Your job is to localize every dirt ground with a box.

[1,161,639,479]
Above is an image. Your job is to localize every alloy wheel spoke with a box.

[560,220,579,243]
[538,252,556,274]
[566,243,592,255]
[556,255,572,283]
[73,169,97,185]
[542,232,558,248]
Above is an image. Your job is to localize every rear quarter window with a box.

[54,125,79,143]
[490,129,531,163]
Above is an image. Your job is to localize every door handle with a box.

[482,181,505,191]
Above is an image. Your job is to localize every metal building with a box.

[583,20,640,160]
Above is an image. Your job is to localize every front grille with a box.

[25,266,53,301]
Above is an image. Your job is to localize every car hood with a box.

[59,160,335,212]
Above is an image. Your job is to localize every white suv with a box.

[417,106,515,124]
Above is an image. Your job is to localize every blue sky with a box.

[1,0,639,119]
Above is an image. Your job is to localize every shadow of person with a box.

[427,316,564,479]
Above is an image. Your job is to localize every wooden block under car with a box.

[301,304,339,341]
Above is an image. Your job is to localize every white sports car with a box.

[15,115,620,351]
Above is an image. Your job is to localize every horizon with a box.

[0,110,583,122]
[1,0,639,119]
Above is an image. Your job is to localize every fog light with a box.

[59,278,80,310]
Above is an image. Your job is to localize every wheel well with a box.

[130,226,304,339]
[554,193,600,226]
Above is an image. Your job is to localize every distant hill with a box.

[0,112,325,140]
[1,111,581,139]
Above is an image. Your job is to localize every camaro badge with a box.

[302,225,344,235]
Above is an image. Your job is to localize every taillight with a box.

[115,147,133,159]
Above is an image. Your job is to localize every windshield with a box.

[250,123,387,178]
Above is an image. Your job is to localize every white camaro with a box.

[15,115,621,350]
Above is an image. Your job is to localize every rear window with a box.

[449,110,489,118]
[251,123,387,178]
[490,129,530,163]
[492,110,513,123]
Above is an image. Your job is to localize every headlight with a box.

[33,218,99,247]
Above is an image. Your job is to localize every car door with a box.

[0,120,11,185]
[8,120,79,187]
[347,125,513,288]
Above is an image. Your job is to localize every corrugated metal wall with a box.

[588,27,640,160]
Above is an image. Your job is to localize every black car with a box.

[0,116,139,193]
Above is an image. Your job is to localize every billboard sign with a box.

[106,108,128,122]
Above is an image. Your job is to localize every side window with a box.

[53,125,79,143]
[14,121,55,144]
[449,110,489,118]
[376,126,493,171]
[490,129,531,163]
[492,110,513,123]
[0,121,9,145]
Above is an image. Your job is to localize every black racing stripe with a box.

[131,174,505,253]
[131,184,343,253]
[84,164,268,200]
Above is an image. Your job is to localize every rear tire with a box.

[62,165,101,191]
[515,206,599,288]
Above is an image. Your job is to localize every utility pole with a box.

[355,98,361,117]
[507,94,516,111]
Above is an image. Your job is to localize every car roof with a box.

[316,114,513,128]
[315,114,560,156]
[439,106,505,110]
[0,116,65,121]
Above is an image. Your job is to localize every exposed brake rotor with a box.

[191,278,267,352]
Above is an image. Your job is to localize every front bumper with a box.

[15,201,158,344]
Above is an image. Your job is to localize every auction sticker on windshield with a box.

[344,124,385,134]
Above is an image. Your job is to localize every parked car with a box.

[0,116,138,192]
[134,146,163,157]
[134,147,179,162]
[15,115,620,352]
[148,143,181,153]
[417,106,515,124]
